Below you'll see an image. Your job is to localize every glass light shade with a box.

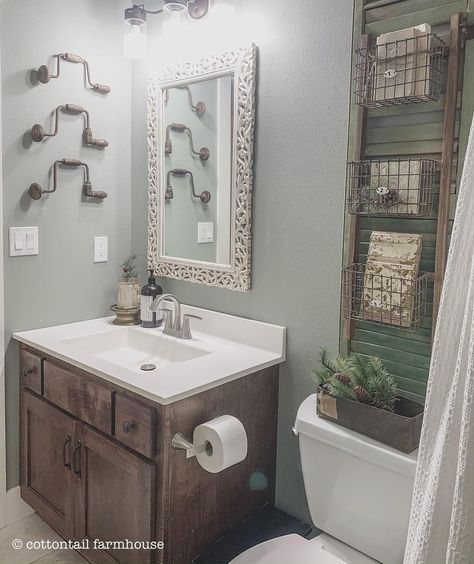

[162,8,191,66]
[162,8,188,46]
[124,22,147,60]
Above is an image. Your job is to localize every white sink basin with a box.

[14,306,286,404]
[61,328,210,373]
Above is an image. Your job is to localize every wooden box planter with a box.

[316,385,424,453]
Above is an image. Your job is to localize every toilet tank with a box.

[295,395,417,564]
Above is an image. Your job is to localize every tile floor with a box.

[0,514,86,564]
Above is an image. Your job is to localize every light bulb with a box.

[124,22,147,59]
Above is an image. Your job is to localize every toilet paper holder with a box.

[171,432,212,459]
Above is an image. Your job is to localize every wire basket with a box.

[354,33,447,108]
[346,158,437,217]
[342,263,428,331]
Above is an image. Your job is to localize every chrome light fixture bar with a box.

[127,0,208,18]
[124,0,209,59]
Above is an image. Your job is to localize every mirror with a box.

[148,45,256,291]
[163,74,233,265]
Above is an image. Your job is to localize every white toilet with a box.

[232,394,418,564]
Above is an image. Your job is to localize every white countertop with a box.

[13,305,286,405]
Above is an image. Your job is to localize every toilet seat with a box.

[229,534,347,564]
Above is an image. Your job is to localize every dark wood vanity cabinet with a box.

[19,344,279,564]
[75,426,157,564]
[21,391,75,538]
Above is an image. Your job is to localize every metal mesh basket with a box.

[346,158,437,217]
[342,263,428,332]
[354,33,447,108]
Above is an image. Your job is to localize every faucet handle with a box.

[181,314,202,340]
[161,308,174,331]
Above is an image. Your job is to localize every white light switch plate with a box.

[198,222,214,244]
[9,227,39,256]
[94,236,108,263]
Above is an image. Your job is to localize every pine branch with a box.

[357,355,397,412]
[367,358,397,412]
[312,367,333,387]
[334,355,353,377]
[121,254,139,281]
[347,354,368,388]
[312,351,397,412]
[327,376,357,401]
[320,349,339,374]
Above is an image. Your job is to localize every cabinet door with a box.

[75,426,156,564]
[20,391,75,538]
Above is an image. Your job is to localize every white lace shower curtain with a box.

[404,114,474,563]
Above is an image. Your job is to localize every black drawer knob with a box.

[23,367,37,377]
[122,420,134,434]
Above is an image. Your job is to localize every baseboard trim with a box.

[6,486,34,526]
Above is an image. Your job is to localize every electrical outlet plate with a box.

[94,236,108,263]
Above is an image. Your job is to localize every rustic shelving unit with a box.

[340,0,474,404]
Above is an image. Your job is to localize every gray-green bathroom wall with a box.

[1,0,131,489]
[131,0,354,521]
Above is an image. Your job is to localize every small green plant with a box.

[120,254,139,281]
[312,350,398,412]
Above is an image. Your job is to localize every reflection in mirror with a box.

[162,74,234,266]
[148,45,256,292]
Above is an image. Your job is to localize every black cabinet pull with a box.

[122,421,134,434]
[23,367,37,377]
[72,440,82,477]
[62,434,72,469]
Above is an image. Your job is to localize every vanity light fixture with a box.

[28,159,107,201]
[123,0,209,59]
[166,168,211,204]
[30,104,109,148]
[165,123,210,161]
[37,53,110,94]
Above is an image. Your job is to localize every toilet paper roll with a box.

[193,415,248,474]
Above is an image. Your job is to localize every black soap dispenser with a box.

[140,270,163,328]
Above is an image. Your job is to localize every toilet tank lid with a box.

[295,395,418,478]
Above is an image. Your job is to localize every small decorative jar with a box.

[117,278,140,309]
[116,254,140,310]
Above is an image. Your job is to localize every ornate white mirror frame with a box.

[147,44,257,292]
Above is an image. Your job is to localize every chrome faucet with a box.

[149,294,201,340]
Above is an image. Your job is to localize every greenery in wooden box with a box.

[313,350,398,412]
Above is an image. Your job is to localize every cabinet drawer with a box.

[20,349,43,395]
[43,360,112,435]
[114,394,156,459]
